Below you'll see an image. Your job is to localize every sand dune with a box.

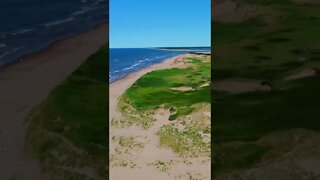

[109,54,211,180]
[0,24,108,179]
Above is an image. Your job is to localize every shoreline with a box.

[0,23,108,179]
[109,53,190,126]
[109,53,188,84]
[109,53,188,93]
[0,22,108,71]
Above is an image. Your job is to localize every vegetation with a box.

[158,125,210,157]
[213,0,320,178]
[111,97,156,129]
[25,45,108,179]
[124,57,211,120]
[110,55,211,177]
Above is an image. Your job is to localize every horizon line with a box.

[110,46,211,49]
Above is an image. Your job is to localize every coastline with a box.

[109,53,211,179]
[109,54,188,180]
[0,23,108,179]
[109,53,189,121]
[0,22,108,71]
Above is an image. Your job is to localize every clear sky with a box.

[110,0,211,48]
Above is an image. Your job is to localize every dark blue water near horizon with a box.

[109,47,211,83]
[0,0,108,68]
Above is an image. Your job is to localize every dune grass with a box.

[158,125,210,157]
[25,45,108,179]
[213,1,320,177]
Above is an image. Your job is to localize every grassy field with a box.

[25,45,108,179]
[213,0,320,178]
[124,57,211,120]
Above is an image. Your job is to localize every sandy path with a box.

[0,24,108,179]
[109,54,210,180]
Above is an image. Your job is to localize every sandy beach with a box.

[0,24,108,179]
[109,54,211,180]
[109,54,190,121]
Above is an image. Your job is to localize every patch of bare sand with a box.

[170,86,195,91]
[109,55,211,180]
[212,0,267,23]
[213,78,271,94]
[200,82,210,88]
[216,129,320,180]
[110,107,211,180]
[284,68,317,81]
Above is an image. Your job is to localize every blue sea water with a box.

[0,0,108,68]
[109,48,211,83]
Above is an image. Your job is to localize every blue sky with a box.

[110,0,211,48]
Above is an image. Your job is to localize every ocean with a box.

[0,0,108,68]
[109,47,211,83]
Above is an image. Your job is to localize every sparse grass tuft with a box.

[158,125,210,157]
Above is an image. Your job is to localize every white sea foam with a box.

[11,28,35,35]
[0,47,23,59]
[123,66,134,71]
[72,7,97,16]
[155,55,166,59]
[43,17,74,28]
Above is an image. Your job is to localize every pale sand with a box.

[212,0,265,23]
[213,78,271,94]
[109,54,211,180]
[0,24,108,179]
[284,68,317,81]
[170,86,195,91]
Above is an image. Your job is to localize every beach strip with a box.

[0,24,108,179]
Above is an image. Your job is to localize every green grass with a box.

[213,1,320,177]
[213,143,271,176]
[213,0,320,143]
[214,77,320,143]
[124,57,211,120]
[26,45,108,178]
